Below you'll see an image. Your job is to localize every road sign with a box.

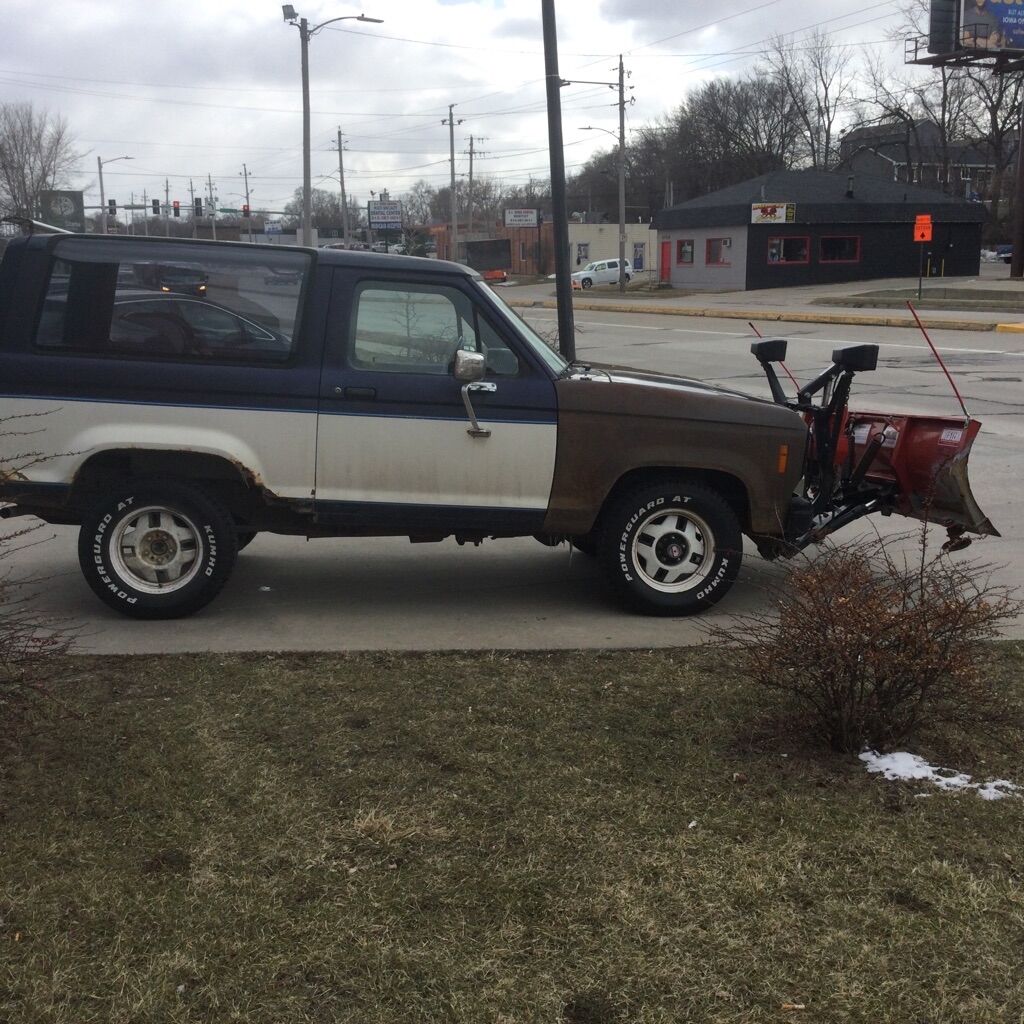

[504,208,539,228]
[914,214,933,242]
[368,200,403,230]
[751,202,796,224]
[39,190,86,232]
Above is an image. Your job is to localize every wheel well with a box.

[69,450,260,519]
[599,467,752,533]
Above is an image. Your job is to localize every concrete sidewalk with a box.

[505,269,1024,333]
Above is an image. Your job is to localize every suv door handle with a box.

[335,386,376,400]
[466,382,497,394]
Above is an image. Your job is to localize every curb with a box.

[507,299,1001,333]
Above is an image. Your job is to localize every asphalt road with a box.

[10,309,1023,652]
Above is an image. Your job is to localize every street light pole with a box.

[580,123,627,292]
[284,7,383,249]
[97,154,132,234]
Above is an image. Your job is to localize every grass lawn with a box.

[2,645,1023,1024]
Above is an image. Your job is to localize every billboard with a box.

[38,190,85,232]
[367,199,403,230]
[960,0,1024,51]
[504,208,539,228]
[751,202,796,224]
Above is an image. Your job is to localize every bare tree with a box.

[0,103,78,218]
[764,28,856,170]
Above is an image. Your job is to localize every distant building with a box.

[651,170,985,291]
[837,120,1015,203]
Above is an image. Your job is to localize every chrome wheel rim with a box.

[110,505,204,594]
[631,506,715,594]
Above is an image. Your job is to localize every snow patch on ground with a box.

[859,751,1020,801]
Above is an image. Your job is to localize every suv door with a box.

[315,270,559,533]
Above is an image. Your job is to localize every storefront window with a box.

[676,239,694,264]
[706,238,731,266]
[767,237,809,265]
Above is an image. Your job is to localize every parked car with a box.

[0,235,997,621]
[571,258,632,289]
[996,244,1013,264]
[131,260,208,296]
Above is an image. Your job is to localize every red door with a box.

[660,240,671,283]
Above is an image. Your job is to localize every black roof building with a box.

[651,170,984,291]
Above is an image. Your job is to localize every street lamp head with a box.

[356,14,383,22]
[282,4,298,22]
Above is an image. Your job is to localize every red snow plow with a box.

[751,338,999,554]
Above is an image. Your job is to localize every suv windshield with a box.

[476,281,567,375]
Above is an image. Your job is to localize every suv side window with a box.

[350,281,519,376]
[33,238,309,364]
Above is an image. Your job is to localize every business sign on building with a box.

[751,202,796,224]
[368,200,403,230]
[504,208,539,228]
[38,190,86,232]
[960,0,1024,52]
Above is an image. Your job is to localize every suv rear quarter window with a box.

[33,238,310,364]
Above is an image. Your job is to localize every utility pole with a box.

[164,178,171,236]
[336,127,350,246]
[463,135,488,234]
[442,105,463,261]
[617,54,627,293]
[541,0,575,360]
[188,178,196,239]
[129,191,134,235]
[207,174,217,242]
[241,163,253,243]
[141,189,149,237]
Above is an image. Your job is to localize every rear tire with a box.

[78,480,238,619]
[598,480,742,616]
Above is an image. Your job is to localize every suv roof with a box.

[13,233,476,279]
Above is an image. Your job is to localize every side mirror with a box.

[453,349,486,382]
[485,347,519,376]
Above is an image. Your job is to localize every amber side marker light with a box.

[777,444,789,474]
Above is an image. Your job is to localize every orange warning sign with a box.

[914,214,933,243]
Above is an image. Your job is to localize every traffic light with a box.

[172,200,180,218]
[242,204,250,218]
[194,197,203,216]
[108,199,116,215]
[152,199,160,215]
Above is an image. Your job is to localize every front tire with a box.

[598,480,742,616]
[581,278,593,289]
[78,480,238,619]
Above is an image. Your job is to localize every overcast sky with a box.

[3,0,909,215]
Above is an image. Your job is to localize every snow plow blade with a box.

[846,412,999,537]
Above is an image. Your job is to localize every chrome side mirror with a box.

[453,349,486,383]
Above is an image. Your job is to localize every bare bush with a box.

[710,530,1021,753]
